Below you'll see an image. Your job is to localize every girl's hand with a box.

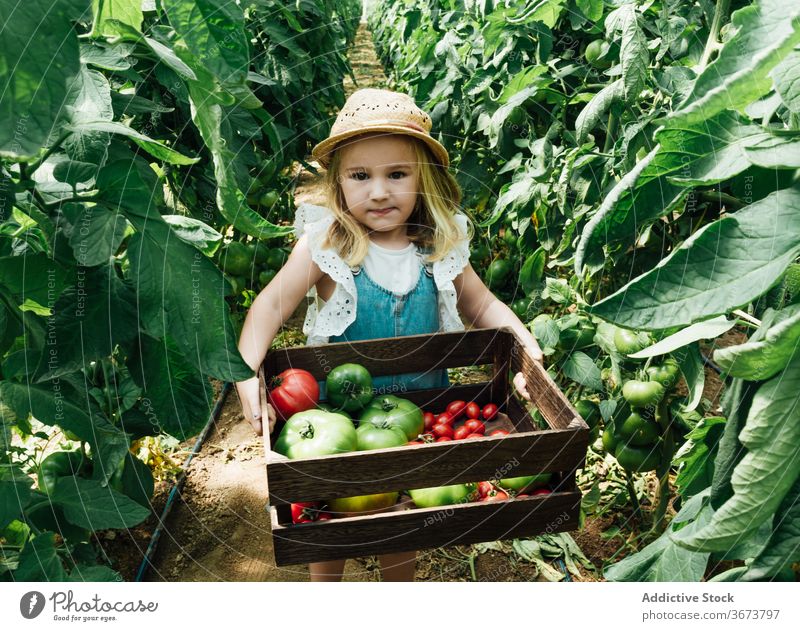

[235,376,277,435]
[513,343,544,402]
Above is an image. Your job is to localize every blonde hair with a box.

[321,134,472,266]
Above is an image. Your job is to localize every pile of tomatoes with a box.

[411,400,505,444]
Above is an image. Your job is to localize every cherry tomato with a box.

[407,440,424,446]
[466,433,484,439]
[432,423,454,439]
[489,429,509,437]
[516,493,530,498]
[423,411,436,431]
[482,403,499,421]
[435,412,454,426]
[482,489,509,502]
[453,425,471,440]
[435,436,452,443]
[317,512,332,521]
[464,419,486,435]
[445,400,467,420]
[531,488,552,496]
[477,481,494,499]
[465,402,481,419]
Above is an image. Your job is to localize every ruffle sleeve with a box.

[294,203,357,346]
[432,212,470,333]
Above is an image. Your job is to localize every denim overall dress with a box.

[317,248,450,399]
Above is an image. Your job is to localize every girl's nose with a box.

[370,178,389,199]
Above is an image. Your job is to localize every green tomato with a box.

[502,228,517,247]
[601,427,618,453]
[574,400,600,428]
[470,243,490,263]
[618,412,660,447]
[408,483,478,508]
[511,299,530,319]
[585,39,612,68]
[220,241,252,276]
[497,473,552,493]
[259,269,277,286]
[252,242,271,265]
[327,491,399,516]
[326,363,374,414]
[645,358,681,390]
[259,190,280,208]
[558,322,596,350]
[265,248,288,271]
[614,443,661,472]
[273,410,357,460]
[613,328,646,355]
[37,451,88,496]
[356,420,408,451]
[506,106,526,126]
[622,380,665,408]
[360,395,423,441]
[486,259,512,290]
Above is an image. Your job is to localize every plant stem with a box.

[698,0,731,71]
[697,190,744,210]
[27,131,71,175]
[625,470,644,525]
[603,112,618,153]
[652,399,674,533]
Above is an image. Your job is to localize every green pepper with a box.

[326,363,374,414]
[37,451,88,496]
[622,380,665,408]
[646,358,681,390]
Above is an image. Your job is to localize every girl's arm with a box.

[454,263,543,400]
[236,234,324,433]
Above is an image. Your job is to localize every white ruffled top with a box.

[293,203,471,346]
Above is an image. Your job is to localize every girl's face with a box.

[337,134,420,240]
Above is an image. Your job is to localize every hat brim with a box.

[311,124,450,169]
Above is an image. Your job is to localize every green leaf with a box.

[605,490,713,581]
[628,316,736,359]
[771,50,800,113]
[188,84,291,239]
[68,120,199,165]
[576,0,603,22]
[62,66,113,164]
[665,0,800,127]
[129,333,213,441]
[32,266,138,380]
[67,564,123,581]
[674,416,726,498]
[677,343,705,414]
[575,79,623,144]
[714,303,800,379]
[616,3,648,100]
[560,351,603,391]
[0,252,73,307]
[519,247,545,295]
[91,0,143,38]
[127,225,254,381]
[743,131,800,169]
[742,475,800,580]
[13,532,67,581]
[0,477,33,529]
[674,353,800,552]
[67,205,129,266]
[0,0,82,159]
[162,0,249,85]
[53,476,150,530]
[162,215,223,256]
[589,185,800,330]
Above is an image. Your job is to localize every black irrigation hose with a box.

[134,381,232,582]
[700,351,723,375]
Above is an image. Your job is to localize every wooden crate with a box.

[260,327,589,567]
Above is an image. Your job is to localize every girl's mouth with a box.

[369,207,396,215]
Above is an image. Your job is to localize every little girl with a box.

[235,88,543,582]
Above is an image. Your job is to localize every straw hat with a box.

[311,88,450,169]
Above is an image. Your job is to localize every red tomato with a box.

[291,501,320,524]
[477,481,494,499]
[432,423,454,439]
[516,493,529,498]
[532,488,552,496]
[445,400,466,420]
[489,429,509,437]
[482,489,509,502]
[317,512,332,521]
[482,403,499,421]
[465,402,481,419]
[464,419,485,435]
[268,369,320,421]
[435,412,454,426]
[423,411,436,431]
[453,425,471,441]
[435,436,452,442]
[466,433,484,439]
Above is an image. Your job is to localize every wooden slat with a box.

[265,328,504,380]
[509,335,587,431]
[265,428,588,505]
[270,491,581,566]
[490,328,512,407]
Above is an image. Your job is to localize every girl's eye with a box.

[390,171,406,179]
[351,172,368,180]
